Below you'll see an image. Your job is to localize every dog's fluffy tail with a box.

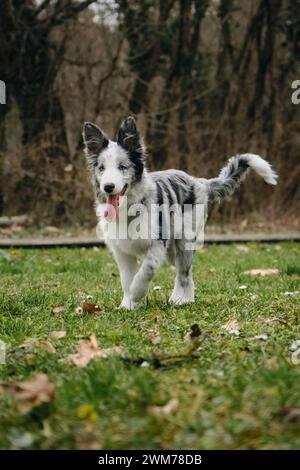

[207,153,278,201]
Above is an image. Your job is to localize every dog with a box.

[83,116,278,310]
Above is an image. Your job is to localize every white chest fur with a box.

[98,217,150,256]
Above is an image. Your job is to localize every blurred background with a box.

[0,0,299,236]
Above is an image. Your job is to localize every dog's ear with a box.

[117,116,141,153]
[83,122,109,166]
[117,116,145,181]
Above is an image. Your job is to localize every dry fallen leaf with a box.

[82,302,102,314]
[51,305,65,314]
[124,326,209,369]
[243,268,279,277]
[17,340,34,350]
[69,334,124,368]
[75,302,102,315]
[147,327,161,344]
[49,330,66,340]
[35,340,56,354]
[17,338,56,353]
[149,398,179,417]
[0,373,55,414]
[222,320,241,331]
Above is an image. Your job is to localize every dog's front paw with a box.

[118,296,138,311]
[169,290,194,305]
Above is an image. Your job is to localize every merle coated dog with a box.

[83,117,278,310]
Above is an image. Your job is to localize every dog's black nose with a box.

[104,183,115,194]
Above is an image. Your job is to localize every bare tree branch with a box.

[34,0,52,17]
[93,37,124,120]
[38,0,97,29]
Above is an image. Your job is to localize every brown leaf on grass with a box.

[82,302,102,313]
[35,340,56,354]
[69,334,124,368]
[222,320,241,331]
[242,268,279,277]
[51,305,65,314]
[147,327,161,345]
[0,373,55,414]
[124,326,209,369]
[17,339,56,353]
[49,330,66,340]
[149,398,179,417]
[17,340,34,350]
[77,302,102,315]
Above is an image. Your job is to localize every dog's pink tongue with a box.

[104,194,119,222]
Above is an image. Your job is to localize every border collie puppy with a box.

[83,117,277,310]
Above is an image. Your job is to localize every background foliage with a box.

[0,0,299,227]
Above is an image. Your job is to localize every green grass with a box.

[0,243,299,450]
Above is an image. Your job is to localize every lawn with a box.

[0,243,299,450]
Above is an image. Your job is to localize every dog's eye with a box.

[118,164,128,171]
[98,164,105,172]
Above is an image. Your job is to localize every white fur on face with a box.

[96,142,133,195]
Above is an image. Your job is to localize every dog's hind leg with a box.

[129,241,167,308]
[169,239,195,305]
[112,248,138,310]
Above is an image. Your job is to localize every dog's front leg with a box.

[129,241,166,306]
[112,248,138,310]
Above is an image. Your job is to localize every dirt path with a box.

[0,232,299,248]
